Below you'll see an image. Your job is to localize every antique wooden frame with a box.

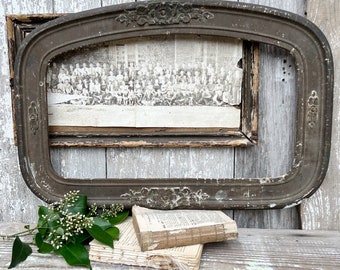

[13,1,333,209]
[7,14,258,148]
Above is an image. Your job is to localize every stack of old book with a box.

[89,205,238,269]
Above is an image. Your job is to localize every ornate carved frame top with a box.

[14,1,333,209]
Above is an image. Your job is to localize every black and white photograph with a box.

[47,35,243,128]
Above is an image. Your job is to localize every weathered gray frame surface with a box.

[15,1,333,209]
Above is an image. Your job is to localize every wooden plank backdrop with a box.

[1,223,339,269]
[301,0,340,231]
[0,0,338,231]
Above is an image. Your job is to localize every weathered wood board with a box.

[1,223,339,269]
[0,0,337,232]
[200,228,340,269]
[49,0,301,227]
[233,0,305,228]
[0,0,54,224]
[300,0,340,231]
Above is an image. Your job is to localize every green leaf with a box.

[105,226,120,240]
[55,242,91,269]
[37,206,57,237]
[37,206,50,235]
[74,231,92,245]
[86,224,114,248]
[8,237,32,269]
[65,194,87,215]
[106,211,129,225]
[35,233,53,254]
[38,205,51,218]
[92,217,112,231]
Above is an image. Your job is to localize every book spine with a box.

[140,224,229,251]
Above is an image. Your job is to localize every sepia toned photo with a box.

[47,35,243,128]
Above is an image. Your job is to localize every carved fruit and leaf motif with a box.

[121,187,210,209]
[307,90,319,128]
[28,101,39,134]
[116,2,214,26]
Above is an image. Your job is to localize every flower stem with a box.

[0,227,37,238]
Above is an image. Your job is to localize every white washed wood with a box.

[102,0,135,6]
[3,0,53,14]
[169,148,234,179]
[0,0,54,224]
[50,0,136,179]
[233,0,306,229]
[49,0,105,179]
[106,0,237,181]
[1,223,339,269]
[51,148,107,179]
[2,0,334,232]
[106,148,170,178]
[300,0,340,231]
[49,2,137,179]
[168,148,234,218]
[52,0,101,13]
[235,45,297,179]
[241,0,307,13]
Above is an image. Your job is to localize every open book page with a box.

[89,217,203,270]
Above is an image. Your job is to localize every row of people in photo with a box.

[48,61,243,106]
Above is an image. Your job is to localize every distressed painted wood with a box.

[233,44,300,228]
[169,148,234,179]
[3,0,53,14]
[1,223,339,269]
[200,228,340,269]
[300,0,340,231]
[168,147,234,218]
[106,148,170,178]
[49,1,137,178]
[234,45,296,179]
[233,0,306,229]
[0,0,337,233]
[48,0,105,181]
[51,148,107,179]
[102,0,135,6]
[52,0,101,13]
[0,0,54,224]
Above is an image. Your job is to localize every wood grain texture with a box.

[52,0,101,13]
[241,0,307,13]
[1,0,337,233]
[232,0,306,229]
[48,1,105,181]
[3,0,53,14]
[102,0,135,6]
[1,223,339,269]
[106,148,170,178]
[0,0,53,224]
[234,45,296,179]
[200,228,340,269]
[300,0,340,231]
[169,148,234,179]
[51,148,107,178]
[233,44,300,228]
[50,0,136,180]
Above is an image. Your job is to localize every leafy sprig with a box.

[3,191,129,269]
